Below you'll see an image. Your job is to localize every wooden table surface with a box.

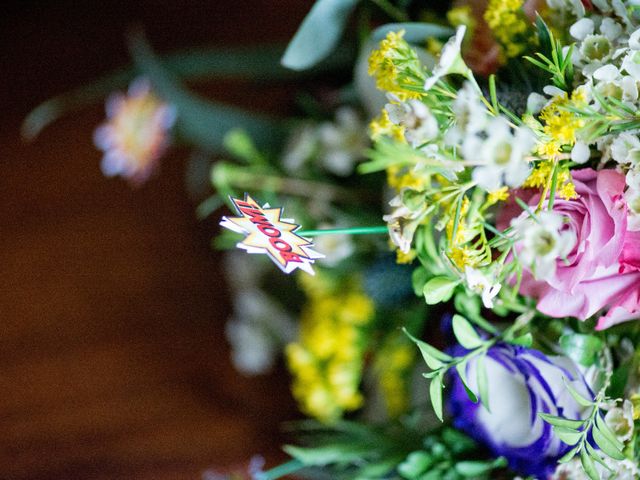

[1,1,312,478]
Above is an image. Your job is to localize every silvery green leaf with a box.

[508,333,533,347]
[403,327,452,369]
[371,22,453,43]
[563,377,595,407]
[281,0,359,71]
[452,314,483,349]
[553,426,582,446]
[558,444,580,463]
[454,457,507,477]
[397,451,433,478]
[595,413,625,451]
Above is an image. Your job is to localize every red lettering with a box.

[258,224,280,237]
[280,251,303,263]
[270,238,292,252]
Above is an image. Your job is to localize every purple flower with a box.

[448,343,593,479]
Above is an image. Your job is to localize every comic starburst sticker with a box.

[220,194,323,274]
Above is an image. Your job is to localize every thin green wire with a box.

[297,226,388,237]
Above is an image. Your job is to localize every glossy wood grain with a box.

[1,1,311,478]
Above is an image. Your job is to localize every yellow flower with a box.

[374,335,416,417]
[396,248,417,264]
[370,110,405,143]
[487,186,510,205]
[285,274,374,423]
[484,0,531,58]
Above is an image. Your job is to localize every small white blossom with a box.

[625,184,640,231]
[444,81,489,146]
[611,132,640,166]
[512,211,577,281]
[570,17,594,41]
[385,96,438,147]
[311,225,355,267]
[604,399,634,443]
[571,140,591,163]
[464,267,502,308]
[424,26,469,91]
[317,107,368,176]
[470,117,535,191]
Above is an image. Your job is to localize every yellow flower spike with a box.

[487,187,510,205]
[484,0,532,58]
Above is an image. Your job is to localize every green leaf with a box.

[553,426,582,446]
[411,267,430,297]
[476,354,490,413]
[451,314,483,349]
[454,457,507,477]
[371,22,453,43]
[592,425,625,460]
[595,412,625,451]
[456,359,478,404]
[397,451,433,478]
[508,332,533,347]
[403,327,452,369]
[430,373,444,422]
[129,32,286,153]
[281,0,360,71]
[559,333,603,367]
[558,444,580,463]
[563,378,595,407]
[423,276,459,305]
[283,443,373,466]
[539,412,585,430]
[253,459,305,480]
[580,448,599,480]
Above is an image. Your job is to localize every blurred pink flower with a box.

[94,78,176,185]
[516,169,640,330]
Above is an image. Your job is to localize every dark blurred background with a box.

[0,1,313,478]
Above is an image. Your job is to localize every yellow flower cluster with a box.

[285,274,374,423]
[386,164,428,191]
[524,160,578,200]
[368,30,423,100]
[487,186,510,205]
[446,196,470,246]
[374,334,415,417]
[370,109,405,143]
[537,91,586,159]
[484,0,531,58]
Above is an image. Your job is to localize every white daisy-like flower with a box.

[604,399,635,443]
[511,211,577,281]
[611,132,640,166]
[470,117,535,192]
[464,267,502,308]
[444,81,489,146]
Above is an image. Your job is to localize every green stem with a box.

[254,459,305,480]
[368,0,410,22]
[299,226,388,237]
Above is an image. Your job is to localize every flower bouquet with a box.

[26,0,640,478]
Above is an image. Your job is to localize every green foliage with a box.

[524,16,574,92]
[281,0,360,71]
[259,419,507,480]
[559,333,604,367]
[423,276,460,305]
[539,384,627,480]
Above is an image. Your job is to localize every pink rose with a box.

[517,168,640,330]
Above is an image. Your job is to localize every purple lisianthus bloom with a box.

[448,343,593,479]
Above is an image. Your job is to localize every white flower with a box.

[604,399,634,443]
[571,140,591,163]
[622,49,640,80]
[225,288,296,375]
[424,25,470,91]
[526,92,548,114]
[624,184,640,231]
[512,211,577,281]
[282,123,319,173]
[383,188,430,253]
[471,117,535,191]
[464,267,502,308]
[630,29,640,50]
[611,132,640,166]
[311,225,355,267]
[444,81,489,146]
[385,96,438,147]
[317,107,368,176]
[570,18,594,41]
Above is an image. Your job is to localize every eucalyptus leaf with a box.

[451,314,483,350]
[423,276,459,305]
[281,0,360,71]
[558,444,580,463]
[129,31,286,153]
[371,22,453,44]
[595,412,625,451]
[563,378,595,407]
[454,457,507,477]
[397,451,433,478]
[411,267,430,297]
